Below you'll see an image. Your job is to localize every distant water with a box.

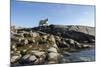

[61,48,95,63]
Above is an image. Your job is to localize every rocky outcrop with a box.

[11,25,95,66]
[32,25,95,43]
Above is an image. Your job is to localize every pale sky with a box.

[11,0,95,27]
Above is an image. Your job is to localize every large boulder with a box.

[48,52,60,64]
[29,55,37,62]
[47,47,58,53]
[11,54,21,63]
[20,54,38,64]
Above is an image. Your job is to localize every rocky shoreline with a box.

[11,25,95,66]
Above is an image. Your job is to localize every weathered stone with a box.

[31,50,45,58]
[82,44,92,48]
[48,52,60,63]
[22,54,30,60]
[33,59,39,64]
[16,51,21,54]
[42,35,48,40]
[74,41,82,48]
[48,35,56,44]
[21,49,27,55]
[11,45,16,49]
[48,47,58,53]
[29,45,33,48]
[29,55,37,62]
[22,49,27,53]
[55,36,61,42]
[61,41,70,48]
[24,39,29,45]
[11,45,17,51]
[31,32,39,38]
[23,32,31,37]
[11,55,21,63]
[20,51,46,64]
[69,39,75,45]
[21,54,37,64]
[52,44,58,49]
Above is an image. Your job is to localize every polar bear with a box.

[39,18,48,26]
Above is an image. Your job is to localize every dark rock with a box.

[20,54,37,64]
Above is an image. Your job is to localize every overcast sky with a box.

[11,0,95,27]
